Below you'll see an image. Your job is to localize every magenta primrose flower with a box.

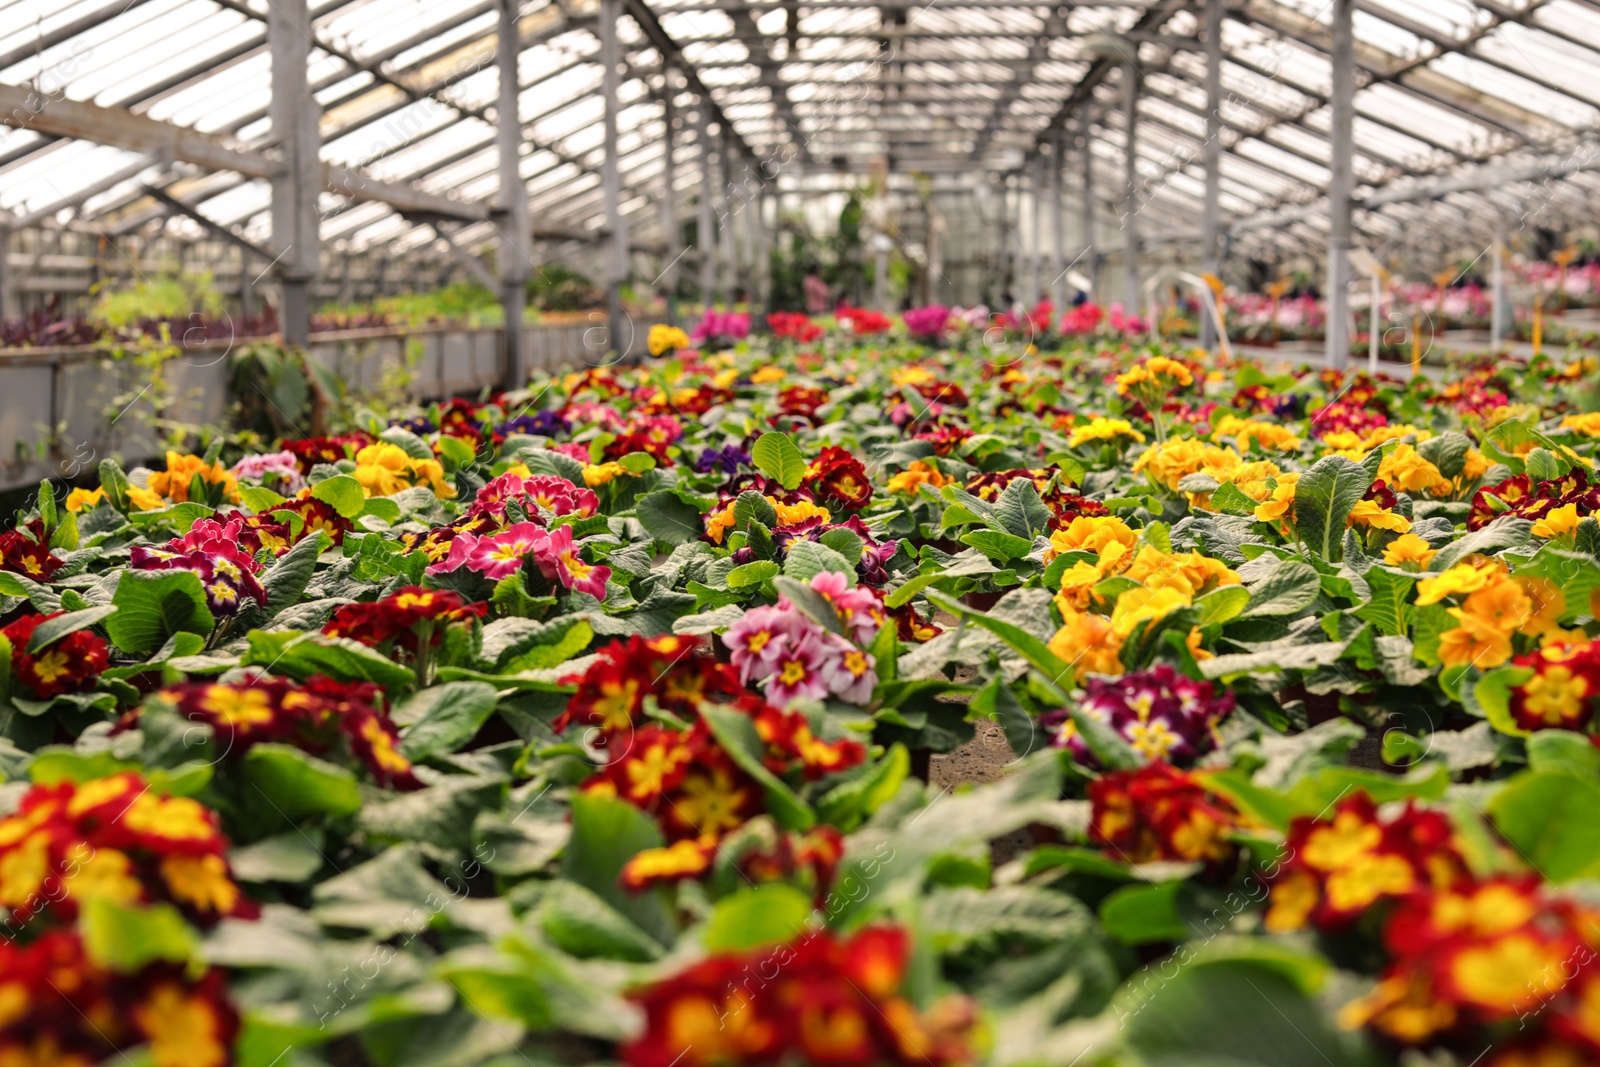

[427,522,546,581]
[724,572,882,707]
[532,524,612,599]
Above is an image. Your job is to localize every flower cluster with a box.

[767,311,823,342]
[838,306,892,335]
[1088,761,1239,867]
[144,451,239,506]
[1340,875,1600,1052]
[323,586,487,656]
[0,931,240,1067]
[621,926,977,1067]
[1046,665,1235,766]
[648,323,692,355]
[903,304,953,340]
[351,442,453,498]
[140,673,421,788]
[130,516,269,615]
[690,309,751,348]
[229,449,306,494]
[426,520,611,597]
[1416,559,1558,669]
[468,471,599,522]
[805,445,873,510]
[0,772,255,928]
[557,635,863,886]
[1,612,111,699]
[1509,636,1600,732]
[724,571,884,706]
[280,432,374,474]
[1265,793,1466,933]
[1115,356,1194,400]
[1469,468,1600,532]
[0,519,64,580]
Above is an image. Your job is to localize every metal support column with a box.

[1200,0,1222,351]
[697,104,714,310]
[660,65,681,325]
[1051,132,1066,311]
[268,0,321,348]
[1491,228,1508,348]
[719,135,737,304]
[0,222,15,321]
[599,0,627,357]
[1326,0,1355,369]
[997,175,1011,304]
[1080,121,1097,296]
[497,0,533,385]
[1122,60,1140,313]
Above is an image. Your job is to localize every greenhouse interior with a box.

[6,1,1600,1066]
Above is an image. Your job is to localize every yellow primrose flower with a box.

[1212,415,1300,453]
[350,443,454,499]
[1253,473,1300,528]
[1068,416,1146,449]
[1560,412,1600,438]
[773,498,831,526]
[647,324,691,356]
[1054,561,1105,614]
[1346,498,1412,534]
[1532,503,1580,541]
[712,368,740,390]
[1046,516,1137,564]
[1382,534,1436,569]
[582,461,630,487]
[146,451,239,504]
[1125,546,1240,598]
[885,461,953,496]
[1133,439,1242,494]
[1047,610,1123,681]
[64,487,104,512]
[1378,443,1449,497]
[1415,561,1500,606]
[751,366,786,384]
[891,365,936,387]
[1110,586,1191,640]
[703,501,738,545]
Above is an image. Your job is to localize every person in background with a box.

[803,263,830,315]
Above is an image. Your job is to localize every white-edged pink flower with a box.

[725,604,795,684]
[764,630,831,706]
[817,633,878,705]
[532,523,611,599]
[809,572,887,645]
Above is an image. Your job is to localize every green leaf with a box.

[24,605,117,653]
[535,880,665,961]
[972,675,1039,759]
[243,631,416,690]
[480,615,593,672]
[1193,585,1250,627]
[635,490,704,546]
[815,743,909,830]
[1100,881,1188,944]
[783,540,856,583]
[1353,567,1414,636]
[1526,731,1600,778]
[563,792,675,946]
[228,832,325,884]
[699,703,815,831]
[961,529,1035,562]
[751,432,808,490]
[310,474,367,519]
[704,884,813,952]
[727,560,780,588]
[255,529,326,619]
[396,681,499,759]
[239,486,287,513]
[80,899,197,972]
[771,575,847,637]
[105,570,214,655]
[99,459,132,512]
[240,743,362,821]
[992,477,1054,539]
[1240,559,1321,618]
[380,426,435,460]
[1487,770,1600,882]
[1291,455,1371,561]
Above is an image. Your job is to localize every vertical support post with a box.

[269,0,321,348]
[0,221,16,321]
[1081,121,1097,296]
[1027,160,1041,304]
[1201,0,1222,351]
[497,0,533,385]
[719,135,737,305]
[599,0,627,358]
[1491,229,1507,348]
[1122,59,1140,314]
[660,64,680,326]
[1051,130,1066,311]
[997,174,1011,304]
[697,103,714,311]
[1369,272,1380,374]
[1325,0,1355,369]
[756,188,771,317]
